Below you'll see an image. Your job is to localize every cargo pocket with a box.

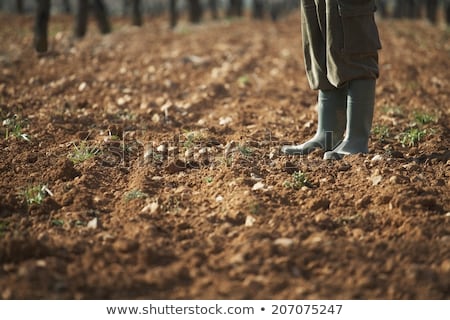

[337,0,382,55]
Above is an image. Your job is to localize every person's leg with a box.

[282,87,346,155]
[324,78,375,160]
[281,0,346,155]
[322,0,379,160]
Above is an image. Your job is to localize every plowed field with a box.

[0,13,449,299]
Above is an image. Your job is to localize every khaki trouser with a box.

[301,0,381,90]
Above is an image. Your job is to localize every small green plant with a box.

[284,171,312,189]
[183,130,205,149]
[413,111,436,125]
[51,219,64,227]
[68,141,101,164]
[2,114,30,141]
[205,177,213,183]
[74,220,85,227]
[372,124,390,142]
[382,105,403,116]
[399,128,428,147]
[238,75,250,87]
[249,202,260,215]
[22,184,48,206]
[238,144,253,157]
[149,151,163,162]
[124,190,148,202]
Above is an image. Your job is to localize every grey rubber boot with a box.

[324,79,376,160]
[281,87,346,155]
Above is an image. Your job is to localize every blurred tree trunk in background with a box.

[426,0,438,23]
[188,0,203,23]
[376,0,387,18]
[75,0,111,39]
[253,0,264,19]
[131,0,142,26]
[92,0,111,34]
[270,0,283,21]
[16,0,24,13]
[446,1,450,25]
[122,0,128,16]
[228,0,243,17]
[393,0,401,18]
[62,0,71,14]
[74,0,89,38]
[34,0,50,52]
[393,0,419,19]
[209,0,218,20]
[169,0,178,28]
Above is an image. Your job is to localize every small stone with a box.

[215,195,224,202]
[117,97,126,106]
[87,217,98,229]
[371,154,383,162]
[440,260,450,273]
[304,233,324,244]
[352,228,364,239]
[151,113,160,123]
[314,213,329,223]
[156,144,167,152]
[36,260,47,267]
[182,55,209,66]
[78,82,87,92]
[250,173,263,181]
[370,175,383,186]
[245,215,256,227]
[402,163,419,171]
[142,202,159,214]
[230,253,245,264]
[274,238,294,247]
[304,120,314,128]
[389,175,401,184]
[219,116,232,126]
[252,182,265,191]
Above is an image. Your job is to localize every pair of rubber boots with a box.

[282,79,376,160]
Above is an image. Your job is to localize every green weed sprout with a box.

[399,128,428,147]
[68,141,101,164]
[22,184,52,206]
[284,171,312,189]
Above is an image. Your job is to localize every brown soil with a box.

[0,13,449,299]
